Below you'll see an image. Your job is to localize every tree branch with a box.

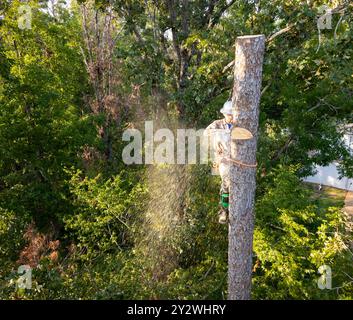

[208,0,237,28]
[267,23,294,43]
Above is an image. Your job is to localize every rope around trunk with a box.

[222,156,258,168]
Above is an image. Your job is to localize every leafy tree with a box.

[0,0,96,228]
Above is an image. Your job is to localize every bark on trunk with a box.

[228,35,265,300]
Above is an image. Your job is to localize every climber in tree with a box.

[204,100,235,224]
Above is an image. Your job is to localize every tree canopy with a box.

[0,0,352,300]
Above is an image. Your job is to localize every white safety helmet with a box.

[220,100,233,115]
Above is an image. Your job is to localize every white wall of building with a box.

[303,132,353,191]
[304,162,353,191]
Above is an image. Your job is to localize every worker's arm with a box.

[204,121,227,156]
[204,121,217,136]
[204,120,225,138]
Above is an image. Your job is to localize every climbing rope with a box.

[213,157,257,169]
[223,156,258,168]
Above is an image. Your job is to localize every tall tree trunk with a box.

[228,35,265,300]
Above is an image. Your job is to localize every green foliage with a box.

[0,208,30,270]
[64,169,145,258]
[253,167,353,299]
[0,0,97,228]
[0,0,352,300]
